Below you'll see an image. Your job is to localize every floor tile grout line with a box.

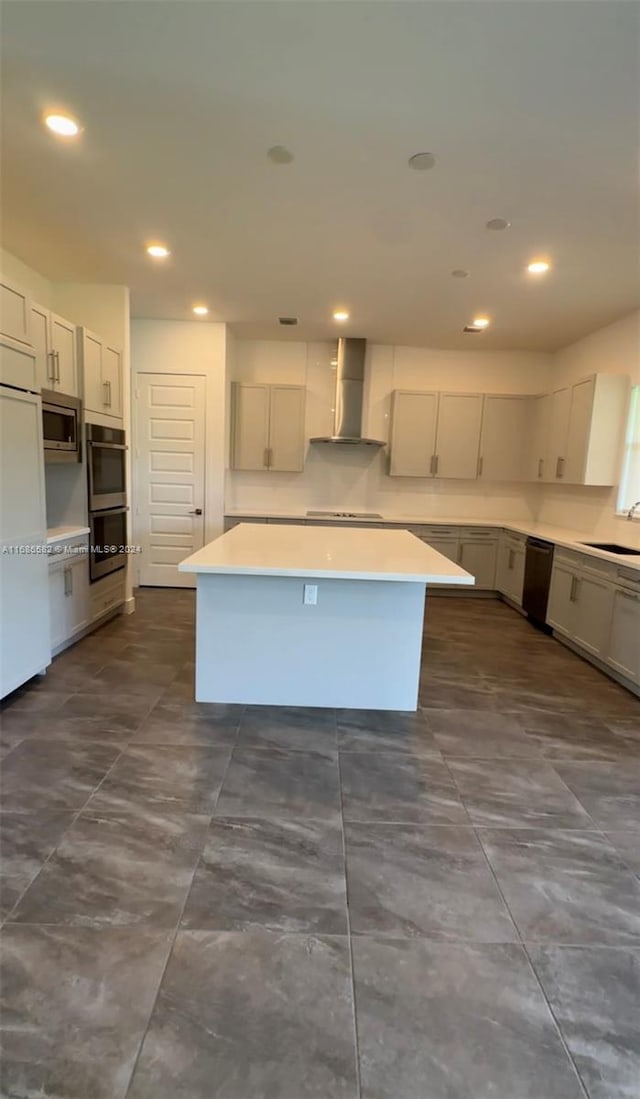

[1,740,131,925]
[337,740,363,1099]
[469,815,595,1099]
[123,710,244,1099]
[521,942,592,1099]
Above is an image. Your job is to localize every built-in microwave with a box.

[42,390,82,462]
[86,422,127,511]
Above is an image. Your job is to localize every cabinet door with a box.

[31,304,54,391]
[48,565,68,652]
[545,387,572,482]
[50,313,78,396]
[564,377,595,484]
[458,539,498,588]
[528,394,550,481]
[102,346,123,418]
[547,562,578,635]
[572,572,614,657]
[80,329,105,414]
[479,396,529,482]
[231,383,270,470]
[1,280,31,345]
[66,557,90,636]
[268,386,305,472]
[389,391,438,477]
[606,588,640,685]
[419,536,459,562]
[435,394,483,479]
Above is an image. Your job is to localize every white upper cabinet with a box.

[527,393,551,482]
[541,375,629,486]
[565,375,630,485]
[389,390,438,476]
[545,386,572,482]
[479,396,530,482]
[231,382,305,472]
[1,279,31,345]
[30,304,79,395]
[78,328,123,421]
[434,394,483,479]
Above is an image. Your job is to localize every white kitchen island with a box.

[179,523,474,710]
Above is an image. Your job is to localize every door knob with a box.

[189,508,203,515]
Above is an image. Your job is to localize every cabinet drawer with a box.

[47,536,88,568]
[458,526,498,540]
[90,575,125,620]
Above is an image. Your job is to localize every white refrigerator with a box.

[1,338,51,698]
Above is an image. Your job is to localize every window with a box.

[618,385,640,514]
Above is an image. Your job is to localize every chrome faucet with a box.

[627,500,640,520]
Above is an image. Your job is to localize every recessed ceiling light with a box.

[451,269,469,279]
[486,218,511,231]
[146,244,170,259]
[472,316,491,329]
[333,310,349,322]
[527,259,551,274]
[267,145,294,164]
[192,305,209,316]
[408,152,436,171]
[44,113,80,137]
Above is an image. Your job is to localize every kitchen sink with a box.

[580,542,640,556]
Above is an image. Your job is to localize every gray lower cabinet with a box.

[495,532,526,605]
[606,579,640,685]
[457,530,498,589]
[48,538,90,655]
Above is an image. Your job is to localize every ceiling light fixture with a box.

[472,316,491,329]
[527,259,551,274]
[146,244,170,259]
[192,305,209,316]
[333,310,349,322]
[408,152,436,171]
[44,113,80,137]
[486,218,511,231]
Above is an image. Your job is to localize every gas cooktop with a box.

[306,511,383,519]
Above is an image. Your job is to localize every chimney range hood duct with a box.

[310,338,385,446]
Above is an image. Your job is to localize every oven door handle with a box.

[87,441,127,451]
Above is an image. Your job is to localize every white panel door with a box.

[435,394,483,479]
[136,373,206,588]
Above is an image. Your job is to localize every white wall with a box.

[535,309,640,545]
[1,248,53,307]
[130,320,229,565]
[225,339,552,520]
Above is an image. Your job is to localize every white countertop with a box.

[46,525,90,545]
[224,510,640,572]
[180,524,476,584]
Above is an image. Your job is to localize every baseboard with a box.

[552,631,640,698]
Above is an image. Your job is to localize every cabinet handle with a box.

[569,575,580,602]
[263,447,269,468]
[556,456,564,479]
[434,454,439,475]
[103,381,109,407]
[63,566,72,596]
[47,351,55,384]
[477,456,483,477]
[508,548,515,570]
[538,458,544,479]
[619,589,640,603]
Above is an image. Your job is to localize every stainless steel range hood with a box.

[310,338,385,446]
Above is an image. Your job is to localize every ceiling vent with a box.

[279,316,298,326]
[463,324,484,333]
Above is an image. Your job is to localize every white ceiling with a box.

[1,0,639,351]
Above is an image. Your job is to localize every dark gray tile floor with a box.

[1,589,639,1098]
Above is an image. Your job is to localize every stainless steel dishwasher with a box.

[522,537,555,630]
